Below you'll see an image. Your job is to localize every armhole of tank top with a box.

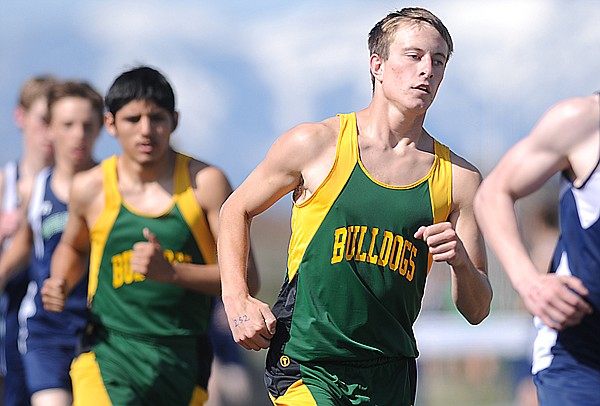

[28,168,50,221]
[432,140,452,223]
[29,168,51,258]
[102,156,121,209]
[293,113,355,209]
[591,92,600,179]
[590,92,600,179]
[172,153,216,263]
[174,152,191,194]
[570,93,600,189]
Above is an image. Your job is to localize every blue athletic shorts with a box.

[1,273,31,406]
[21,342,77,395]
[534,357,600,406]
[2,349,29,406]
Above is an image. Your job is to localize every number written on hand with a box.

[233,314,249,328]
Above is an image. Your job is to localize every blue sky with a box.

[1,0,599,189]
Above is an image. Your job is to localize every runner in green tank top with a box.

[41,66,258,405]
[219,8,492,406]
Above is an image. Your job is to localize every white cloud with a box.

[236,5,373,131]
[2,0,599,177]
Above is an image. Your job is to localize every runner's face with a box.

[22,98,54,158]
[106,99,176,164]
[378,23,448,112]
[48,97,101,170]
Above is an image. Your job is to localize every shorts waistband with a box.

[308,355,412,368]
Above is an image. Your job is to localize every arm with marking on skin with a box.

[218,121,336,351]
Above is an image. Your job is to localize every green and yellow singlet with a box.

[87,153,215,338]
[269,112,452,364]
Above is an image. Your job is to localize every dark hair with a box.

[368,7,453,88]
[105,66,176,116]
[46,81,104,127]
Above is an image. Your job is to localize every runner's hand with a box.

[519,273,592,330]
[131,228,175,283]
[223,295,277,351]
[41,277,67,313]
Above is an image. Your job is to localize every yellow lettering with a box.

[111,250,146,288]
[179,252,191,263]
[407,245,417,281]
[377,230,394,267]
[164,249,174,263]
[367,228,379,264]
[329,225,418,283]
[389,235,404,271]
[331,228,347,264]
[355,226,368,262]
[345,226,359,261]
[112,254,123,288]
[122,251,134,284]
[163,249,192,264]
[399,240,413,276]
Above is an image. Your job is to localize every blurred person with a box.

[41,66,257,405]
[474,93,600,405]
[0,80,103,405]
[0,75,57,406]
[219,7,492,406]
[510,192,558,406]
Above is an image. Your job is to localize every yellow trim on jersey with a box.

[286,114,358,281]
[269,379,318,406]
[173,153,217,264]
[429,141,452,224]
[285,113,453,282]
[357,149,438,190]
[88,153,217,304]
[70,352,113,406]
[88,156,121,303]
[188,386,209,406]
[426,141,453,272]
